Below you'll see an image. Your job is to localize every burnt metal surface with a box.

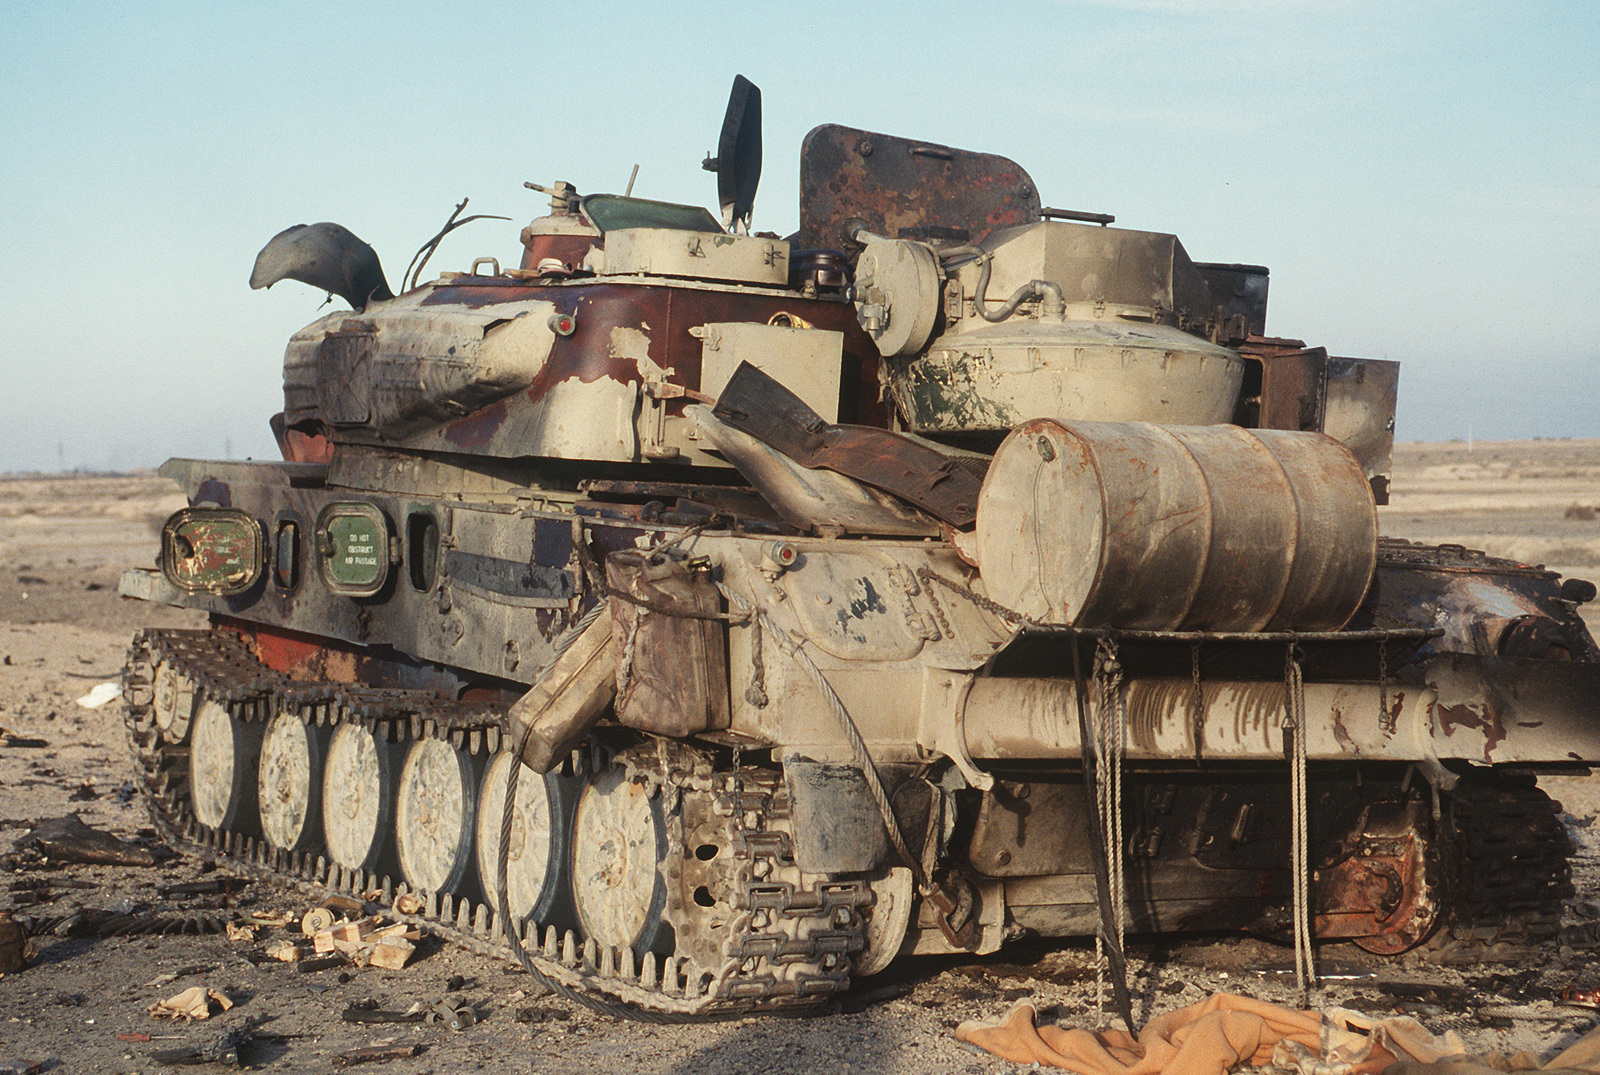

[406,280,889,455]
[782,759,891,873]
[1428,652,1600,764]
[795,124,1040,252]
[713,361,984,527]
[582,479,789,532]
[1235,335,1398,502]
[444,549,573,604]
[1313,796,1438,953]
[967,780,1094,877]
[1349,538,1599,664]
[967,772,1447,951]
[1324,353,1399,501]
[1195,262,1269,342]
[1237,337,1327,433]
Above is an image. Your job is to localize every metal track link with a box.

[1423,774,1574,962]
[122,627,869,1017]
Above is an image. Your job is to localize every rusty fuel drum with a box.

[975,419,1377,631]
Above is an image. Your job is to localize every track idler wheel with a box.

[396,738,481,896]
[477,751,578,932]
[855,866,915,977]
[570,764,672,958]
[190,698,263,833]
[257,709,328,853]
[322,723,401,876]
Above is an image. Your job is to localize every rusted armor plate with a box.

[796,124,1040,251]
[713,361,984,527]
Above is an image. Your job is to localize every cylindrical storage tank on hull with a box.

[974,419,1377,631]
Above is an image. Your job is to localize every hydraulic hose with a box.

[971,253,1065,322]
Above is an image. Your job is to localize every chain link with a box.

[1190,641,1205,762]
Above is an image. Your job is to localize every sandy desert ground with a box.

[0,440,1598,1073]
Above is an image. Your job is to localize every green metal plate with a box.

[316,503,391,596]
[162,508,264,595]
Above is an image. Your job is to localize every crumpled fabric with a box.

[954,993,1480,1075]
[149,986,234,1020]
[1385,1024,1600,1074]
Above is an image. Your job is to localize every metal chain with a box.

[922,578,955,641]
[1378,637,1394,736]
[1190,641,1205,763]
[917,566,1027,626]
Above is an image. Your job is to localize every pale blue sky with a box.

[2,1,1595,472]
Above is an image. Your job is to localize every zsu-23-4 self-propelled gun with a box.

[122,76,1600,1020]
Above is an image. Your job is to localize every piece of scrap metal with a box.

[712,361,984,527]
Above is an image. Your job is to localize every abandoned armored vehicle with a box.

[120,77,1600,1019]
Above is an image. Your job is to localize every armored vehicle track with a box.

[124,627,876,1020]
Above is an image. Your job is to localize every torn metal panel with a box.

[1324,354,1399,501]
[1427,652,1600,764]
[712,361,984,527]
[688,405,942,536]
[796,124,1040,251]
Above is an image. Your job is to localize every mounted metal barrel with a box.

[973,419,1377,631]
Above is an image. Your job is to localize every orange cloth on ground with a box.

[954,992,1464,1075]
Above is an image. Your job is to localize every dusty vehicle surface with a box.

[120,77,1600,1021]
